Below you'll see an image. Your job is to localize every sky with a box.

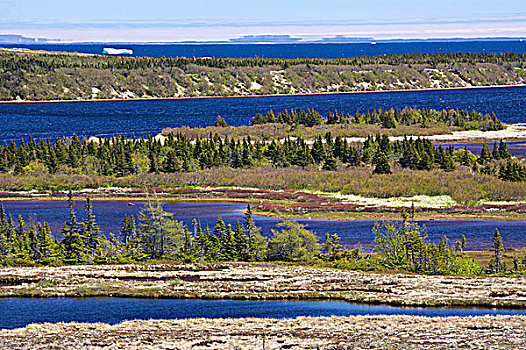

[1,0,526,42]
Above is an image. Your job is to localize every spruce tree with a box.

[61,191,87,263]
[37,222,56,262]
[373,151,392,174]
[479,143,493,164]
[322,155,338,171]
[233,220,249,260]
[493,228,504,273]
[120,214,137,251]
[498,140,511,160]
[81,197,101,259]
[244,204,265,260]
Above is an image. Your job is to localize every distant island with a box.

[0,48,524,101]
[0,34,53,44]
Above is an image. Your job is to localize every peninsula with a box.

[0,48,524,101]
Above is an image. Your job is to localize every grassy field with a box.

[3,165,525,203]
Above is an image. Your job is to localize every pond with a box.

[2,298,526,330]
[1,200,524,251]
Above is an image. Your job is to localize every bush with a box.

[267,220,320,262]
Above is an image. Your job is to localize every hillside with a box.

[0,48,525,101]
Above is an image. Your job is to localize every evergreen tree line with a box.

[251,107,503,131]
[0,197,334,266]
[1,50,524,72]
[0,128,523,182]
[1,197,524,276]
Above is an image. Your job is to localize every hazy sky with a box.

[2,0,525,42]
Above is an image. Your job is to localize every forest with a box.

[0,49,525,100]
[0,107,521,187]
[0,194,524,277]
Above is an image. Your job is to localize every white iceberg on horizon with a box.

[102,48,133,55]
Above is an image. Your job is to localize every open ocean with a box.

[1,40,525,58]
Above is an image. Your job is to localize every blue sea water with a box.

[1,40,525,58]
[0,200,523,251]
[1,298,526,330]
[0,86,525,143]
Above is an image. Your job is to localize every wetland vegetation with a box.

[1,48,526,348]
[1,191,525,278]
[0,106,524,206]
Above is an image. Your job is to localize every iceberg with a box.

[102,48,133,55]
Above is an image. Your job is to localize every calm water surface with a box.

[0,87,525,143]
[0,200,524,251]
[2,298,526,330]
[1,41,525,58]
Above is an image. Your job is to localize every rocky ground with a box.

[1,315,525,349]
[1,263,526,308]
[2,263,526,349]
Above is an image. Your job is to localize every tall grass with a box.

[162,123,462,141]
[2,166,526,204]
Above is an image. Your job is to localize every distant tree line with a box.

[0,117,522,183]
[0,49,524,100]
[1,50,524,72]
[251,107,504,131]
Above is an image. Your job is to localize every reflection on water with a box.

[2,297,526,330]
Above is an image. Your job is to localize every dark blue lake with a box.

[1,40,525,58]
[0,86,525,143]
[1,298,526,330]
[0,200,523,251]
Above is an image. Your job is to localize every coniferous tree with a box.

[138,201,184,259]
[493,228,504,273]
[479,143,493,164]
[81,197,101,260]
[37,222,56,262]
[322,155,338,171]
[498,140,511,160]
[120,214,137,251]
[373,151,392,174]
[243,204,266,260]
[233,220,249,260]
[61,191,87,263]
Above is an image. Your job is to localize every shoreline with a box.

[1,191,526,222]
[1,263,526,308]
[252,208,526,222]
[1,83,525,105]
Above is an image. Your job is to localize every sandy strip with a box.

[336,123,526,144]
